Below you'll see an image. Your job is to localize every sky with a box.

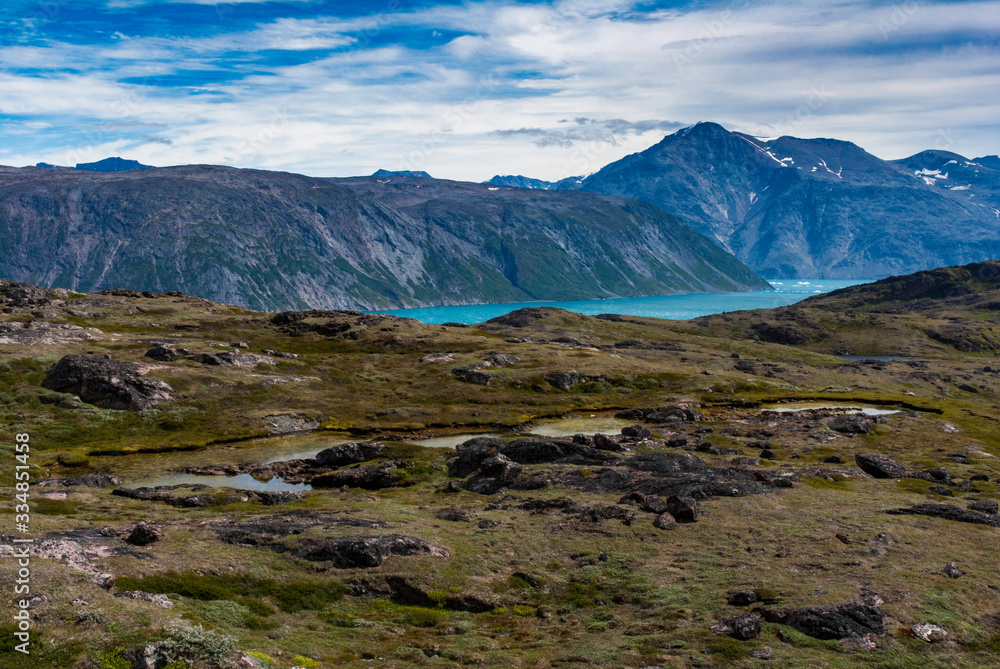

[0,0,998,182]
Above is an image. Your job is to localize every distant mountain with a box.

[0,165,768,311]
[372,169,431,178]
[75,157,154,172]
[576,122,1000,279]
[485,175,585,190]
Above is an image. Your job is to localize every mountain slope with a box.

[0,165,768,311]
[576,122,1000,279]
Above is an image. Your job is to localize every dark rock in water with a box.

[314,442,385,467]
[41,355,173,410]
[666,495,699,523]
[292,534,449,568]
[885,503,1000,527]
[615,408,647,420]
[144,346,181,362]
[546,371,580,391]
[57,474,120,488]
[727,590,758,607]
[942,562,963,579]
[711,613,762,640]
[125,522,161,546]
[652,511,678,530]
[463,454,522,495]
[828,415,874,435]
[452,366,493,385]
[855,453,906,479]
[968,500,998,514]
[447,437,503,477]
[757,601,885,640]
[310,461,408,490]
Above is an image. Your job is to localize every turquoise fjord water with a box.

[372,279,872,325]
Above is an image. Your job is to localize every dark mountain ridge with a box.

[573,122,1000,279]
[0,164,768,311]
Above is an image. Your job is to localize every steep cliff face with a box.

[576,122,1000,279]
[0,165,768,311]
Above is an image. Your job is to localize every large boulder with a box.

[292,534,449,568]
[125,522,162,546]
[57,474,121,488]
[144,346,181,362]
[545,371,581,391]
[711,613,762,641]
[463,454,522,495]
[310,461,408,490]
[41,355,173,410]
[757,601,885,640]
[855,454,907,479]
[314,442,385,468]
[447,437,503,477]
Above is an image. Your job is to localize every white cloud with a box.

[2,0,999,180]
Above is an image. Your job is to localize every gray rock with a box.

[652,512,677,530]
[711,613,762,640]
[452,366,493,385]
[828,415,874,435]
[911,623,947,642]
[41,355,173,410]
[292,534,450,568]
[125,522,161,546]
[942,562,963,579]
[968,500,998,514]
[545,371,581,391]
[757,600,885,640]
[58,474,121,488]
[144,346,181,362]
[855,453,907,479]
[113,591,175,609]
[314,441,385,467]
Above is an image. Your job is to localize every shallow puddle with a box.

[115,414,633,490]
[762,402,901,416]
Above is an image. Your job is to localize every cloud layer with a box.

[1,0,997,181]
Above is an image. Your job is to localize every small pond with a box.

[114,414,634,491]
[762,402,901,416]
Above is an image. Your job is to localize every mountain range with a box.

[0,165,767,311]
[543,122,1000,279]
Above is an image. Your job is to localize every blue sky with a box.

[1,0,998,180]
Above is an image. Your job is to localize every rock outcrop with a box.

[41,355,173,410]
